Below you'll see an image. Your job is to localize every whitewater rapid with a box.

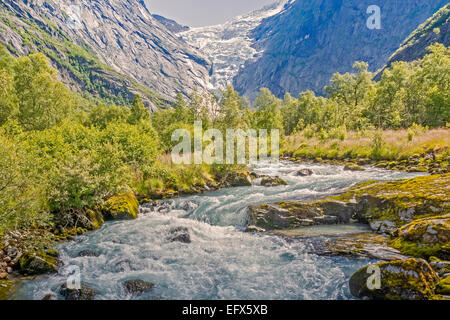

[15,161,423,300]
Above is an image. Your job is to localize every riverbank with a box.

[282,128,449,174]
[1,161,448,300]
[247,172,450,300]
[9,161,427,300]
[0,163,253,299]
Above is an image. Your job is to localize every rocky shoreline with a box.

[1,163,448,300]
[245,172,450,300]
[282,145,449,175]
[0,169,256,299]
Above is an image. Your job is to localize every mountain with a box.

[152,14,189,34]
[380,3,449,74]
[0,0,211,108]
[231,0,448,100]
[180,0,290,91]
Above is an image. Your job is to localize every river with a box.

[15,161,423,300]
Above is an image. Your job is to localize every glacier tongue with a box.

[180,1,291,91]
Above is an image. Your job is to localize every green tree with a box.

[253,88,283,132]
[0,45,16,126]
[128,95,150,125]
[417,43,450,126]
[218,86,249,131]
[372,62,411,128]
[88,103,130,129]
[325,62,374,129]
[13,53,74,130]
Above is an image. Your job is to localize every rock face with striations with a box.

[377,3,450,78]
[0,0,211,108]
[233,0,448,100]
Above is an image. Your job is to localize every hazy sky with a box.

[145,0,276,27]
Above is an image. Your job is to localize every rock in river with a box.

[18,252,60,275]
[349,258,439,300]
[60,283,97,300]
[167,227,191,243]
[296,169,314,176]
[260,176,288,187]
[123,279,154,295]
[102,191,139,220]
[247,200,355,231]
[77,250,100,258]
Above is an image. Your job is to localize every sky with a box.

[145,0,277,27]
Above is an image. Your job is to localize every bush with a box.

[0,132,50,235]
[371,130,385,159]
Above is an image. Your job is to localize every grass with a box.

[282,128,450,164]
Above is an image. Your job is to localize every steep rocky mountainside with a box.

[152,14,189,34]
[0,0,211,108]
[232,0,448,100]
[379,3,449,75]
[180,1,290,91]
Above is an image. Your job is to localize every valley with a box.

[0,0,448,302]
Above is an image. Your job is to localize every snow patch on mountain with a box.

[180,0,291,90]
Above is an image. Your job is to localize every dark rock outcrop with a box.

[152,14,189,34]
[296,169,313,177]
[60,283,97,300]
[123,279,154,295]
[167,227,191,244]
[77,250,100,258]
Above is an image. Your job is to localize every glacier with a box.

[180,0,292,91]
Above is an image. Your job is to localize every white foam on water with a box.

[15,161,424,300]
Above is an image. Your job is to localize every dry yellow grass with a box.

[283,128,450,162]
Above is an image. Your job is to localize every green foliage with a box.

[0,37,448,243]
[253,88,283,132]
[0,128,50,235]
[280,44,449,136]
[13,53,74,130]
[371,129,385,159]
[0,49,162,234]
[128,95,150,125]
[87,103,130,129]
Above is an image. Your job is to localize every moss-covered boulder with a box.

[102,191,139,220]
[429,257,450,277]
[247,200,354,231]
[260,176,288,187]
[332,174,450,232]
[0,280,12,300]
[390,214,450,259]
[85,209,104,230]
[436,276,450,295]
[222,171,253,187]
[18,252,60,275]
[344,164,365,171]
[349,258,440,300]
